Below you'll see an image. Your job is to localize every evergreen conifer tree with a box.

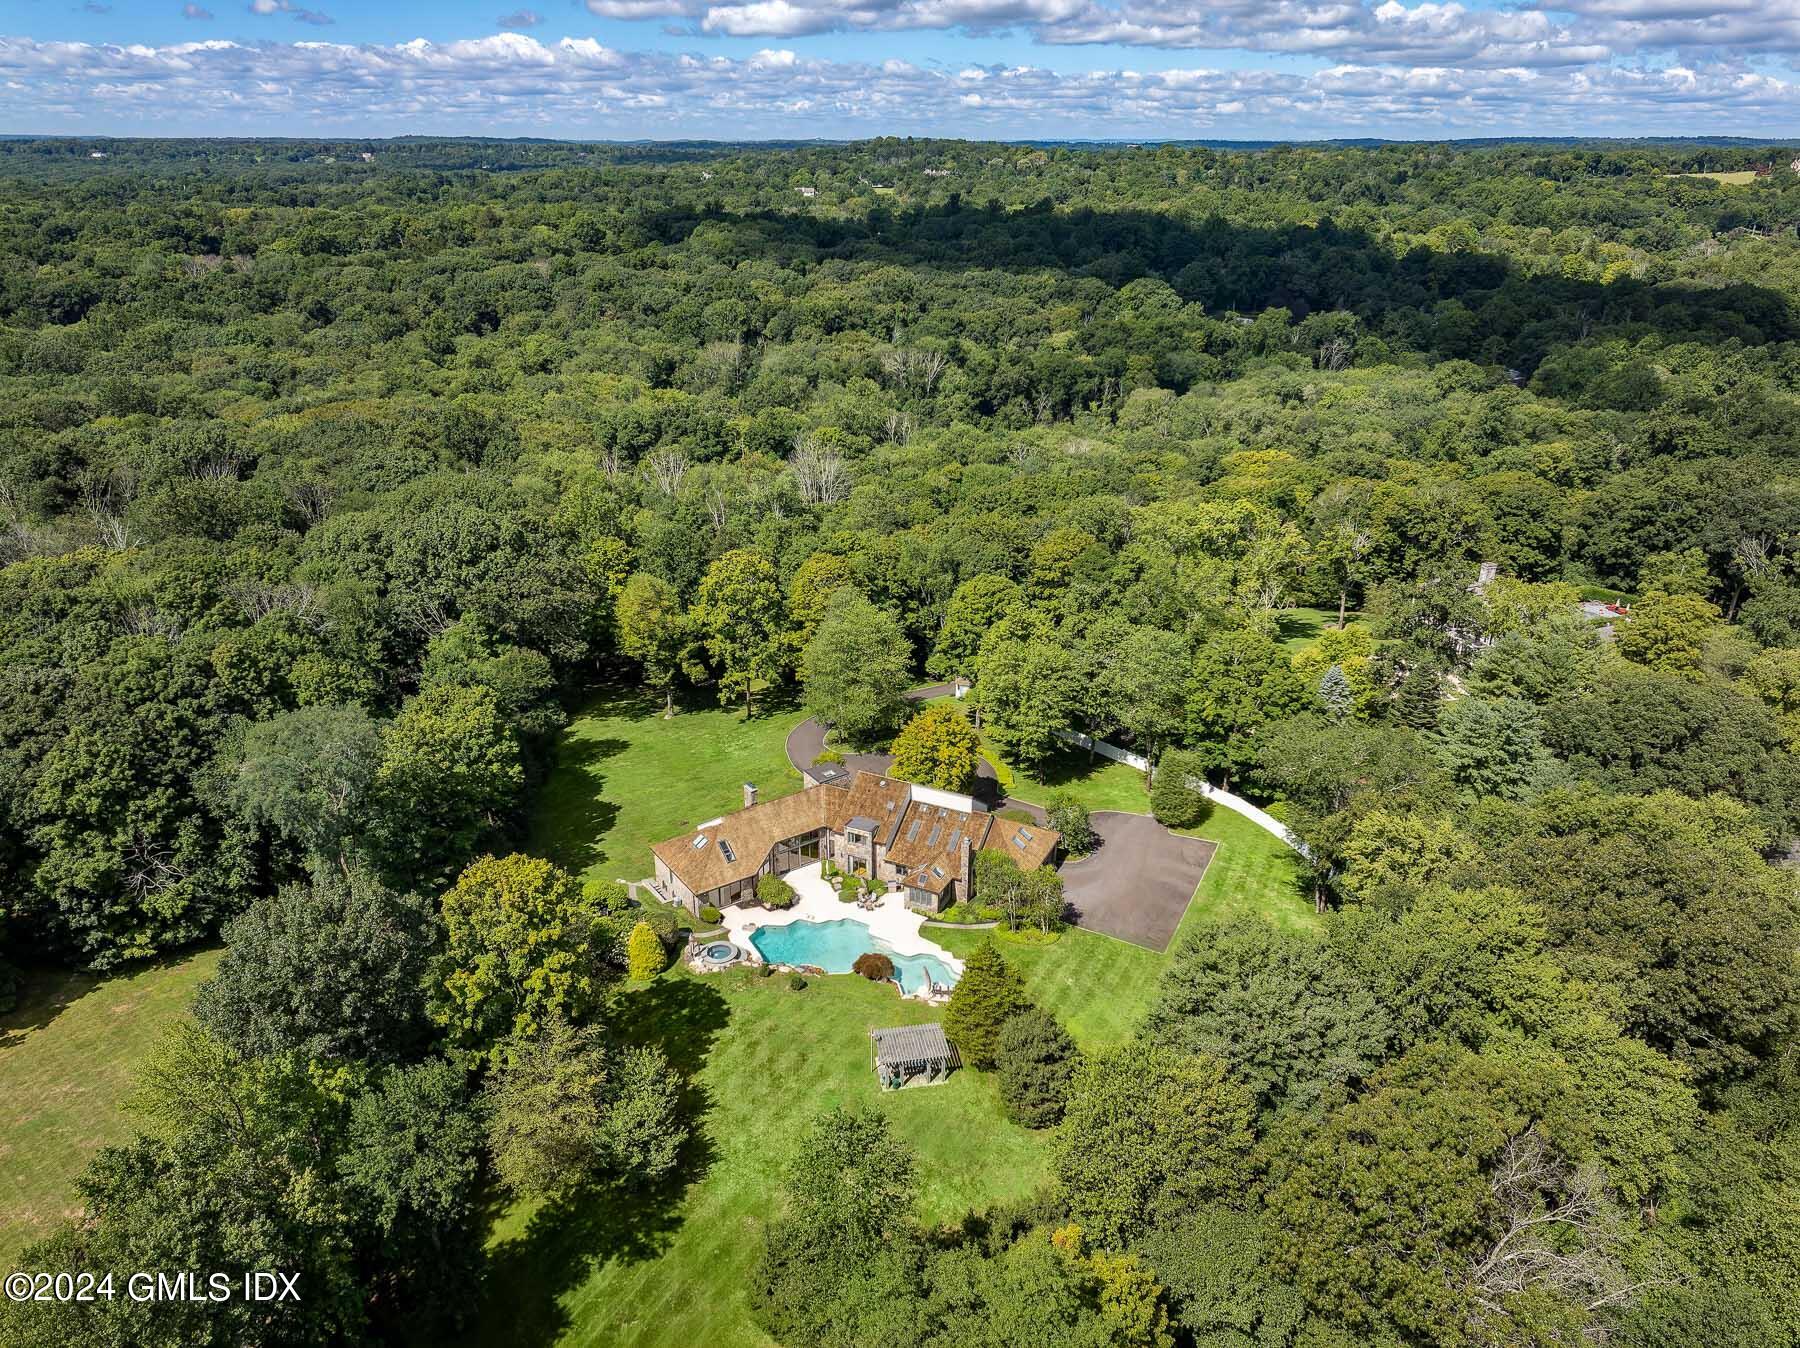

[942,940,1030,1068]
[1394,665,1443,729]
[1318,664,1354,723]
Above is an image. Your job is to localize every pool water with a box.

[748,919,960,995]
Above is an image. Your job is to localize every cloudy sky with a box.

[1,0,1797,140]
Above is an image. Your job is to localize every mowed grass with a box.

[496,680,1314,1346]
[0,947,222,1268]
[1276,604,1361,651]
[531,685,807,888]
[1667,169,1759,185]
[477,968,1046,1348]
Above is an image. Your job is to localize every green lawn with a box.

[0,947,222,1268]
[938,804,1314,1050]
[490,680,1315,1345]
[531,686,807,889]
[1275,605,1361,651]
[477,968,1046,1348]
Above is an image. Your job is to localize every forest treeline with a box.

[0,138,1796,1348]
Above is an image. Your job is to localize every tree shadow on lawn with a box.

[478,976,731,1348]
[533,731,628,875]
[0,947,212,1051]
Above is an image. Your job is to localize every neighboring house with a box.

[651,771,1058,916]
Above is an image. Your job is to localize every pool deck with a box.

[719,862,963,994]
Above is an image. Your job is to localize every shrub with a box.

[758,963,775,978]
[641,906,680,949]
[787,973,808,991]
[822,858,838,878]
[626,921,666,981]
[757,874,798,909]
[995,1009,1080,1128]
[998,807,1035,823]
[699,905,722,925]
[1045,792,1094,854]
[853,952,895,982]
[836,874,861,903]
[812,748,845,766]
[582,877,633,915]
[1150,749,1211,829]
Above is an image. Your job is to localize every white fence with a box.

[1052,729,1307,858]
[1054,729,1150,770]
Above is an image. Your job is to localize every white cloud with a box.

[560,0,1800,69]
[247,0,333,24]
[2,31,1798,137]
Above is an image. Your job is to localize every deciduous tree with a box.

[693,547,786,714]
[889,702,983,792]
[432,854,605,1063]
[799,588,910,747]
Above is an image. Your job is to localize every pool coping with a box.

[717,862,964,998]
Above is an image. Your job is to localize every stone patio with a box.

[718,862,963,993]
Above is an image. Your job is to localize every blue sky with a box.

[3,0,1799,140]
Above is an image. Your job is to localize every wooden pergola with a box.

[871,1024,960,1090]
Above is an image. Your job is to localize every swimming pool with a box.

[748,919,960,995]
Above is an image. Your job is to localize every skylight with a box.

[718,840,736,863]
[693,835,708,849]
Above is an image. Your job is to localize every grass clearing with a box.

[0,947,222,1268]
[532,686,806,889]
[1276,605,1360,650]
[477,968,1046,1348]
[1666,170,1759,185]
[492,680,1316,1345]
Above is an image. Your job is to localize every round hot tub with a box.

[695,941,740,969]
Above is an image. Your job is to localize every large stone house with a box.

[650,771,1059,916]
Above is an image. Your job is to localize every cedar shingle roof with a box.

[824,773,911,844]
[651,786,835,895]
[982,817,1059,874]
[651,769,1060,899]
[887,799,987,892]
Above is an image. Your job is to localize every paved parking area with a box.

[1058,811,1217,951]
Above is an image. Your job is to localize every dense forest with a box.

[1,137,1798,1348]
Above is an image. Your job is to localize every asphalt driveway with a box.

[1058,812,1217,951]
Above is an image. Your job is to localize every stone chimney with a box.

[743,782,757,808]
[1477,560,1499,587]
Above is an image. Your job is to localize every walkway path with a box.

[718,862,962,1000]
